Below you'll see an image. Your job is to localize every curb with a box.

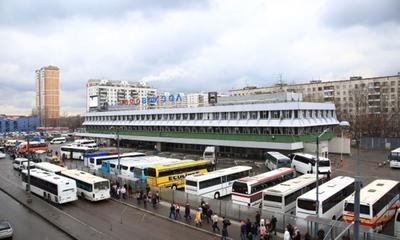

[111,198,232,239]
[0,187,78,240]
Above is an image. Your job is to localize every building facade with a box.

[0,115,40,133]
[229,75,400,116]
[79,93,339,159]
[86,79,157,112]
[35,65,60,127]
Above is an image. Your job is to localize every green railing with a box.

[87,129,335,143]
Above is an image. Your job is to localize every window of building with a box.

[212,112,220,120]
[230,112,238,120]
[221,112,228,120]
[271,111,280,119]
[196,113,203,120]
[176,114,181,120]
[260,111,268,119]
[239,112,248,120]
[189,113,196,120]
[182,113,188,120]
[250,111,258,120]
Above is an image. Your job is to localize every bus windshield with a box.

[186,180,197,187]
[94,181,109,190]
[232,181,248,194]
[344,203,370,215]
[319,160,331,167]
[144,168,157,177]
[264,194,282,203]
[298,199,316,211]
[389,152,400,162]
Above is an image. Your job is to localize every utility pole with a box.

[26,136,32,203]
[353,133,361,240]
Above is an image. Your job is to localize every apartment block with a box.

[86,79,157,111]
[229,74,400,118]
[35,65,60,126]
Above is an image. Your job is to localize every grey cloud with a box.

[0,0,208,26]
[320,0,400,28]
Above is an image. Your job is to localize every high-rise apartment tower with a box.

[35,65,60,126]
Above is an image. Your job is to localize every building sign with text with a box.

[119,94,183,106]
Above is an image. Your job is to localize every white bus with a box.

[59,169,110,201]
[60,145,97,160]
[35,162,66,174]
[389,147,400,169]
[72,139,98,149]
[262,174,324,214]
[88,152,146,171]
[232,168,295,207]
[13,158,28,171]
[21,169,77,204]
[185,166,252,199]
[119,156,187,177]
[343,179,400,232]
[290,153,331,175]
[50,137,67,144]
[296,176,355,220]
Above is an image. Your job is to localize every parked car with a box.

[0,219,13,239]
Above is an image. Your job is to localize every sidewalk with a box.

[114,194,284,240]
[0,175,112,240]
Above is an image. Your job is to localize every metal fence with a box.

[361,137,400,150]
[158,188,398,240]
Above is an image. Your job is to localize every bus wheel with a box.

[171,185,177,190]
[214,192,220,199]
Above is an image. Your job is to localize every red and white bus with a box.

[343,179,400,232]
[232,167,295,207]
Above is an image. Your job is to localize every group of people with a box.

[240,212,277,240]
[283,223,304,240]
[110,182,129,199]
[169,199,231,240]
[135,186,160,209]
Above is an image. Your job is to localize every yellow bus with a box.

[144,160,212,189]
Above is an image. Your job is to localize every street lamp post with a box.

[26,136,32,203]
[111,126,121,183]
[339,121,350,166]
[315,128,330,219]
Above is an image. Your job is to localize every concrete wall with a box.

[303,140,329,158]
[328,137,351,155]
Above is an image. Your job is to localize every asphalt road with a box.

[0,190,72,240]
[0,156,217,240]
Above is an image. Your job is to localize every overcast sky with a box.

[1,0,399,115]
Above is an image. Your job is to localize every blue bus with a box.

[88,152,145,171]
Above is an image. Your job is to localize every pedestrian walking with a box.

[270,215,277,236]
[206,205,213,224]
[117,187,121,199]
[175,203,181,219]
[169,203,176,219]
[293,227,301,240]
[246,218,252,238]
[156,191,160,203]
[195,208,202,227]
[143,193,148,208]
[221,216,231,240]
[121,185,126,199]
[259,221,268,240]
[255,211,261,225]
[212,213,220,232]
[283,227,291,240]
[304,232,312,240]
[136,191,142,204]
[251,222,258,240]
[146,184,151,195]
[151,194,157,208]
[240,220,247,240]
[184,202,191,222]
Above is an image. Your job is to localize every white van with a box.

[13,158,28,170]
[395,208,400,238]
[265,151,291,170]
[73,139,98,149]
[50,137,67,144]
[289,153,331,175]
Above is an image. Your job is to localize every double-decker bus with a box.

[262,174,324,214]
[17,141,48,154]
[144,160,212,189]
[35,162,66,174]
[60,145,96,160]
[389,148,400,169]
[21,169,77,204]
[296,176,355,220]
[343,179,400,232]
[87,152,145,170]
[185,166,252,199]
[232,168,295,207]
[59,169,110,201]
